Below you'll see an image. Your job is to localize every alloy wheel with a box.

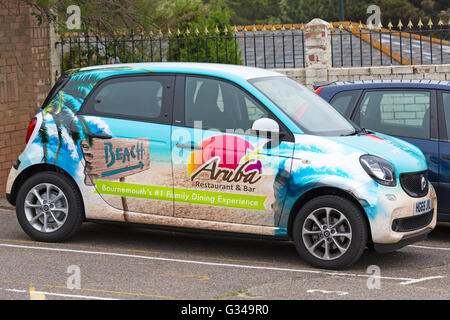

[23,183,69,233]
[302,207,352,261]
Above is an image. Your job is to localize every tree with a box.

[16,0,242,69]
[222,0,448,27]
[223,0,281,25]
[167,0,241,64]
[17,0,204,36]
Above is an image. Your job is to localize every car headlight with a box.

[360,155,396,186]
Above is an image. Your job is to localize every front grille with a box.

[400,171,429,198]
[392,210,433,232]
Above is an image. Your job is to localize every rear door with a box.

[437,90,450,219]
[75,74,175,218]
[351,89,440,191]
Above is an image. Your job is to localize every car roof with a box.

[74,62,284,80]
[317,79,450,91]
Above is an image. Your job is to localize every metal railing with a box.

[58,32,241,72]
[57,25,306,72]
[57,20,450,72]
[235,25,306,69]
[330,21,450,67]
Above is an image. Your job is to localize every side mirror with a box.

[252,118,280,137]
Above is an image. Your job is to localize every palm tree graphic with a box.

[39,72,104,164]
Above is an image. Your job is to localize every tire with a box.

[16,171,83,242]
[292,195,368,270]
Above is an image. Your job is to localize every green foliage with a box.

[224,0,449,25]
[21,0,242,68]
[166,0,242,64]
[19,0,201,36]
[61,39,149,71]
[222,0,281,25]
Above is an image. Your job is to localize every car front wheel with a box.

[292,195,368,270]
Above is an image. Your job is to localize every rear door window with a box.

[357,90,431,139]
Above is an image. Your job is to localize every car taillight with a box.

[25,117,37,143]
[314,86,324,95]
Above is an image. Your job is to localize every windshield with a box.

[250,76,356,136]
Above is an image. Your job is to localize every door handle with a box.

[442,155,450,161]
[176,143,202,150]
[87,132,112,139]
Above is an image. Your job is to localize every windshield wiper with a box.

[355,127,369,135]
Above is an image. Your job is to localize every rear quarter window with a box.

[329,90,360,116]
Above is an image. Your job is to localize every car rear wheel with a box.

[16,172,83,242]
[292,195,368,270]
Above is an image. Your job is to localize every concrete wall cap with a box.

[306,18,330,27]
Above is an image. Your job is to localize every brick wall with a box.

[275,64,450,87]
[0,1,51,194]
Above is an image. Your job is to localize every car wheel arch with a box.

[287,186,372,244]
[9,164,85,220]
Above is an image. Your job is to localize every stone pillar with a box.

[304,18,332,87]
[49,23,61,86]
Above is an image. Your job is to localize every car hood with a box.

[293,132,427,175]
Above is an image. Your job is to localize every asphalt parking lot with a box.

[0,206,448,300]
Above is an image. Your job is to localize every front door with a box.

[438,90,450,220]
[75,74,175,219]
[171,76,294,227]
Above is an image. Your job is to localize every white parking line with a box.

[408,245,450,251]
[0,286,117,300]
[0,242,445,285]
[307,289,348,296]
[399,276,446,285]
[30,290,118,300]
[3,288,26,293]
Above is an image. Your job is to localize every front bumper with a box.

[368,183,437,246]
[373,228,432,253]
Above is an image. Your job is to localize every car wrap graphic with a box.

[79,133,269,211]
[168,127,293,228]
[94,180,267,211]
[6,64,436,240]
[187,135,263,179]
[181,135,268,210]
[277,133,436,241]
[81,137,150,184]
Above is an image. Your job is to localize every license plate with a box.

[414,198,432,216]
